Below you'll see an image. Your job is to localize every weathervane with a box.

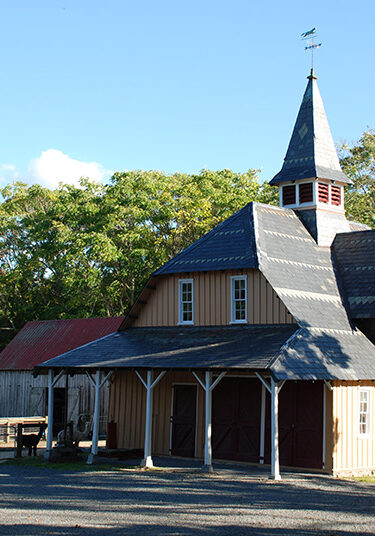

[301,28,322,70]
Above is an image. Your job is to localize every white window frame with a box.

[358,388,371,437]
[230,275,247,324]
[178,278,194,325]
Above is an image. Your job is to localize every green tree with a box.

[340,129,375,228]
[0,169,277,334]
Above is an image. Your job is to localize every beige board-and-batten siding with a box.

[132,269,295,327]
[0,370,109,435]
[109,370,206,457]
[332,381,375,476]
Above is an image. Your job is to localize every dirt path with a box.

[0,461,374,535]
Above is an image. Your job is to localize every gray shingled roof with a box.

[254,204,352,331]
[333,230,375,319]
[153,204,258,275]
[269,71,351,185]
[35,325,297,372]
[35,200,375,381]
[271,327,375,380]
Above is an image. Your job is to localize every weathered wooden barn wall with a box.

[0,371,109,434]
[332,381,375,475]
[132,270,295,327]
[109,370,206,457]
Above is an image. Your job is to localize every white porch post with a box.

[271,377,281,480]
[86,369,114,465]
[204,371,213,470]
[135,370,166,468]
[192,370,226,473]
[45,369,54,459]
[143,370,154,468]
[259,383,266,464]
[87,369,101,464]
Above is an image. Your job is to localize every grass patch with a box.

[351,475,375,483]
[3,456,139,472]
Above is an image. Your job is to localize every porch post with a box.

[270,377,281,480]
[142,370,154,468]
[135,370,166,468]
[204,371,213,471]
[45,369,54,459]
[87,369,101,465]
[259,383,266,464]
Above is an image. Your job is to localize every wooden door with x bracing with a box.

[170,385,197,457]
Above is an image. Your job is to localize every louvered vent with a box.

[299,183,313,204]
[282,185,296,206]
[318,183,329,203]
[331,185,341,206]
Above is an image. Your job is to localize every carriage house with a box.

[36,69,375,478]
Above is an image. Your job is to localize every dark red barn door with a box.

[212,378,261,462]
[265,381,323,469]
[171,385,197,457]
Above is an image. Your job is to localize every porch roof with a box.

[34,325,297,373]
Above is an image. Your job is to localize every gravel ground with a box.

[0,458,374,536]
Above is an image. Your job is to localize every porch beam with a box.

[51,369,65,388]
[85,370,96,388]
[255,372,271,394]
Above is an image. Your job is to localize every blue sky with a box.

[0,0,373,189]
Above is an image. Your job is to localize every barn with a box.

[0,317,123,436]
[35,70,375,478]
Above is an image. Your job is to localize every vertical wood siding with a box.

[132,269,295,327]
[109,371,206,457]
[332,381,375,473]
[0,371,109,434]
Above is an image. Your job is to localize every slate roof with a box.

[35,325,297,372]
[272,327,375,380]
[333,230,375,319]
[153,204,258,275]
[34,200,375,381]
[269,70,351,185]
[0,317,124,370]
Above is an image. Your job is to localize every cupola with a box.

[270,69,352,246]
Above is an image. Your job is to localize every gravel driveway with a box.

[0,458,374,536]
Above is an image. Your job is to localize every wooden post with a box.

[135,370,166,469]
[142,371,154,468]
[271,377,281,480]
[45,369,54,460]
[192,370,226,473]
[16,424,23,458]
[204,371,213,471]
[87,370,101,465]
[259,383,266,464]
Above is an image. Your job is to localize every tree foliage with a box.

[0,169,278,336]
[340,129,375,229]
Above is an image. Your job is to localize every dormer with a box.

[270,69,352,245]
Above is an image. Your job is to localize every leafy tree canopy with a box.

[0,169,278,338]
[340,129,375,229]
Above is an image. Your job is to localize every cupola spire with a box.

[269,70,353,246]
[270,70,351,187]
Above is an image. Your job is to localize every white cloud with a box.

[27,149,111,188]
[0,163,20,184]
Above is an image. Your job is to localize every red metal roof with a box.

[0,317,124,370]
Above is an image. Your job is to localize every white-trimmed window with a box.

[230,275,247,323]
[359,388,370,436]
[179,279,194,324]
